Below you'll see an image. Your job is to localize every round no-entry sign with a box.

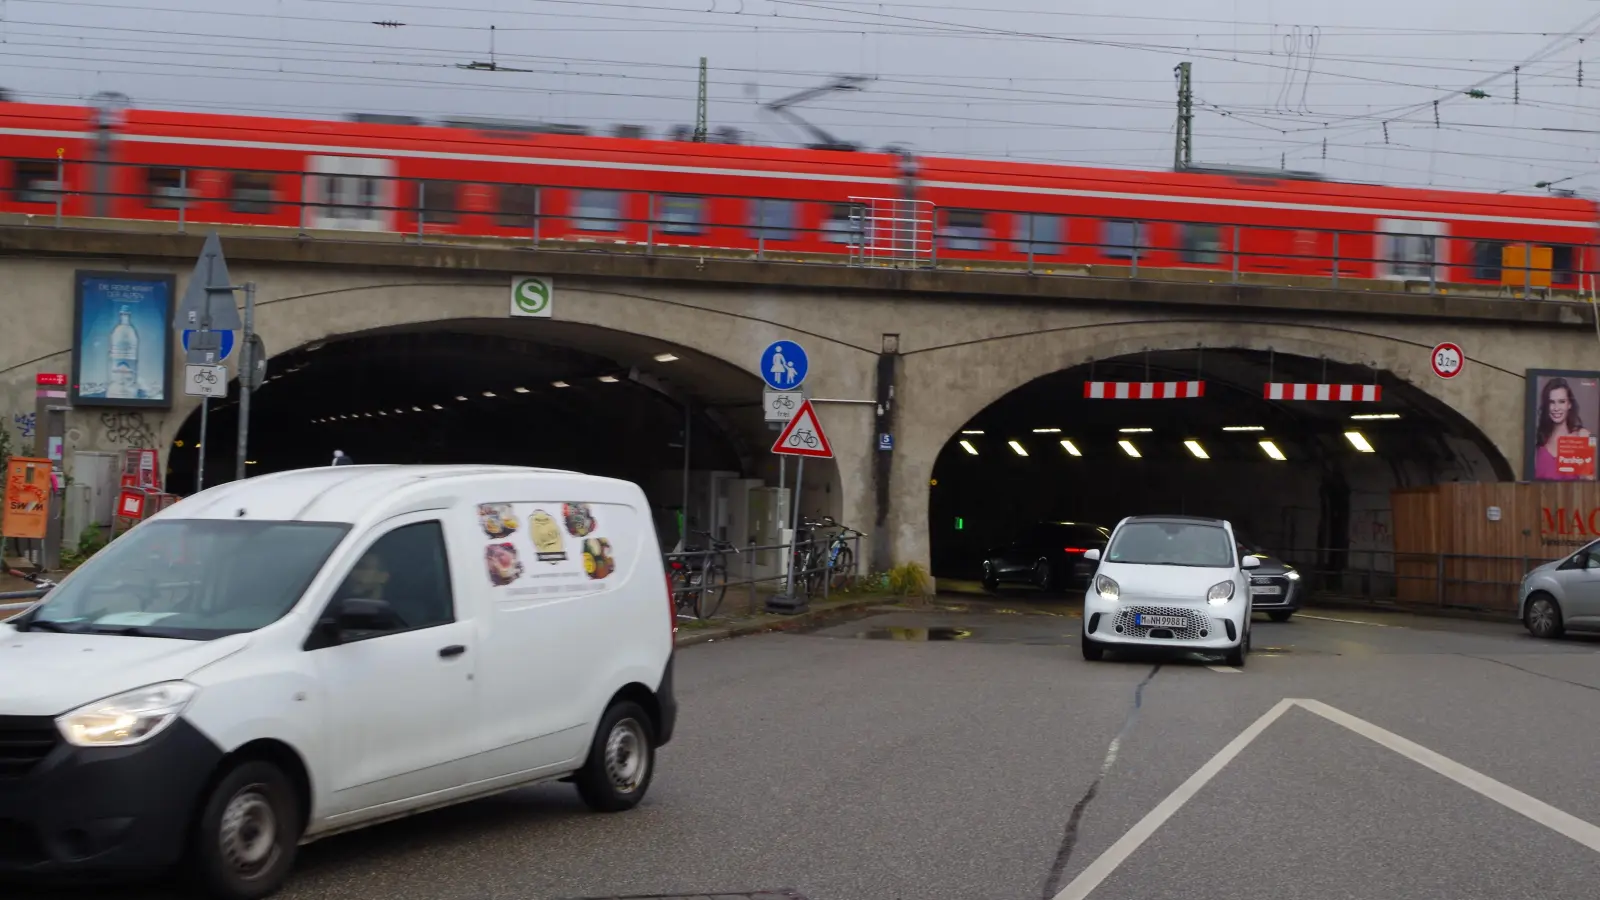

[1431,342,1465,379]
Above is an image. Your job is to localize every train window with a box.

[12,160,59,203]
[1102,220,1145,259]
[146,167,192,210]
[1013,214,1063,255]
[573,189,623,232]
[1179,224,1223,264]
[418,180,459,224]
[1471,241,1505,280]
[748,199,796,241]
[320,174,380,218]
[940,209,989,251]
[228,172,277,214]
[823,202,864,245]
[498,184,540,228]
[1377,218,1445,279]
[658,195,704,235]
[1552,245,1577,285]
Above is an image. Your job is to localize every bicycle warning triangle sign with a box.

[772,399,834,458]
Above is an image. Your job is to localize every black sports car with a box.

[981,521,1111,593]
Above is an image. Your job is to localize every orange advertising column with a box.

[2,457,53,540]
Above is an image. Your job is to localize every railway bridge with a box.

[2,221,1597,576]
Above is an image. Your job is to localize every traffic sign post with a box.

[176,231,262,489]
[767,400,833,616]
[760,340,809,391]
[1431,343,1465,379]
[185,365,228,398]
[763,389,805,424]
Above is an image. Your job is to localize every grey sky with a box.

[3,0,1599,195]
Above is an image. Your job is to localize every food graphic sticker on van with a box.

[486,542,524,586]
[529,510,568,564]
[563,502,597,537]
[582,537,615,580]
[478,503,519,538]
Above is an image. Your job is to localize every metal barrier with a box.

[1276,548,1546,616]
[2,154,1595,301]
[664,529,864,621]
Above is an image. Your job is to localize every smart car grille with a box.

[0,716,59,777]
[1114,606,1210,641]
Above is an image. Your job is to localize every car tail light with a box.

[1064,547,1090,553]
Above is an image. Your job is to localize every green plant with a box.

[61,522,109,570]
[885,561,933,599]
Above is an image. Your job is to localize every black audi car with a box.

[981,521,1111,593]
[1237,540,1302,622]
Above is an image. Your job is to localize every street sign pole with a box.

[784,454,806,599]
[196,395,209,492]
[179,231,246,493]
[234,282,256,482]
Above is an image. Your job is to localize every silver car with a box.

[1519,540,1600,639]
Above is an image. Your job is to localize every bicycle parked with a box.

[668,530,738,620]
[790,517,864,597]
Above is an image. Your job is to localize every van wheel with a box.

[576,701,655,812]
[189,760,301,900]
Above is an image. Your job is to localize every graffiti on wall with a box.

[99,411,160,448]
[11,412,34,442]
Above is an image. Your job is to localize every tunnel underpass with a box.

[167,320,818,550]
[929,348,1510,583]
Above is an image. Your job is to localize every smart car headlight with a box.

[1094,574,1120,602]
[57,681,197,748]
[1207,580,1236,605]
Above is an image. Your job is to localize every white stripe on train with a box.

[1,126,1592,230]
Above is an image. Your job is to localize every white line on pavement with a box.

[1205,665,1242,673]
[1298,613,1393,627]
[1050,698,1297,900]
[1050,697,1600,899]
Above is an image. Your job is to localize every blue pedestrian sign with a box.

[760,340,808,391]
[183,329,236,362]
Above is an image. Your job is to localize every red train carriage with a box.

[0,99,1594,292]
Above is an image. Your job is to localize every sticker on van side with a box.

[481,501,624,597]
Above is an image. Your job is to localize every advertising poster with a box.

[2,457,52,540]
[476,501,619,601]
[1525,369,1600,482]
[71,271,175,408]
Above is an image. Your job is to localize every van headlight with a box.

[1094,574,1120,602]
[1207,581,1236,605]
[57,682,197,747]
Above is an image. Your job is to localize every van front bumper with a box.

[0,716,223,880]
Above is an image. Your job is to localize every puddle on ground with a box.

[856,626,974,641]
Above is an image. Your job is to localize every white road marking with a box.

[1050,697,1600,900]
[1205,665,1242,673]
[1050,698,1297,900]
[1298,613,1394,627]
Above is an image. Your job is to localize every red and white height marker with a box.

[1263,383,1383,402]
[1083,381,1206,400]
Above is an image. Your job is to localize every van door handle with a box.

[438,645,467,659]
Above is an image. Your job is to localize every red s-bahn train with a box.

[1,99,1595,292]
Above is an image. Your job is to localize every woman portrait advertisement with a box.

[1530,373,1599,481]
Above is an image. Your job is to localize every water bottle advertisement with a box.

[69,270,176,408]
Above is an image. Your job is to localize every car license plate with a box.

[1135,614,1188,628]
[1251,585,1282,596]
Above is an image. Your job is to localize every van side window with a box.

[330,521,454,636]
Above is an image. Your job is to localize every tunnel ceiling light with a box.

[363,413,373,418]
[1351,413,1401,421]
[431,404,443,410]
[1223,426,1265,432]
[514,387,530,394]
[482,391,497,398]
[412,406,422,412]
[598,375,620,383]
[394,408,405,414]
[456,395,468,402]
[1118,440,1142,458]
[377,411,387,416]
[654,352,679,362]
[552,380,570,388]
[1184,440,1210,460]
[1259,440,1287,461]
[1119,427,1153,434]
[1060,440,1082,457]
[961,429,984,435]
[1033,427,1062,434]
[1008,440,1029,457]
[245,460,258,466]
[959,440,979,456]
[1345,431,1376,453]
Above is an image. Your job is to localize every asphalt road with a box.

[16,600,1600,900]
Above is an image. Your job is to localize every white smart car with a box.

[1080,515,1260,666]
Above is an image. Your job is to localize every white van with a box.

[0,465,677,899]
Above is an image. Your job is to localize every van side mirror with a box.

[310,597,403,649]
[1241,556,1262,570]
[1082,548,1101,562]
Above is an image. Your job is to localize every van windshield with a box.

[1106,521,1235,568]
[15,519,350,641]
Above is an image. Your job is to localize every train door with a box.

[305,155,396,232]
[1376,218,1447,281]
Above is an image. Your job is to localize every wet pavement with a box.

[11,598,1600,900]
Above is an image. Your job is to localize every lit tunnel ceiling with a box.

[948,349,1508,477]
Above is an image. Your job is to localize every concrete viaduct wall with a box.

[3,225,1597,573]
